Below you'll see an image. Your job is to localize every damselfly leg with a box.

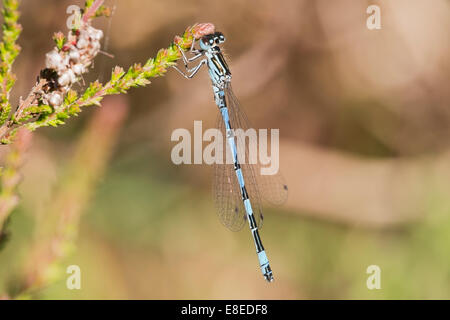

[173,59,207,79]
[173,43,206,79]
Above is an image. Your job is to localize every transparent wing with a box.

[224,83,288,207]
[213,110,247,232]
[212,83,288,232]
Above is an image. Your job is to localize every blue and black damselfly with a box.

[174,30,288,282]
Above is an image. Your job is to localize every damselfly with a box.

[174,30,288,282]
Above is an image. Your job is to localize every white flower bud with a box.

[86,26,101,39]
[62,55,70,67]
[58,73,70,86]
[48,92,63,107]
[68,69,77,83]
[45,50,63,70]
[93,29,103,41]
[58,69,76,86]
[79,29,89,39]
[72,63,85,75]
[77,37,88,49]
[69,49,80,62]
[90,41,101,55]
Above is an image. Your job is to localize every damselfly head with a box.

[200,32,226,50]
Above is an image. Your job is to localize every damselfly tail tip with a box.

[264,272,274,283]
[265,274,274,282]
[263,266,274,282]
[258,251,273,282]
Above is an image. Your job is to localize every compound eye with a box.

[201,35,213,47]
[214,32,225,43]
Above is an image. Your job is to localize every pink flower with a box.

[192,23,215,39]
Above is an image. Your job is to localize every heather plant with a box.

[0,0,214,298]
[0,1,214,145]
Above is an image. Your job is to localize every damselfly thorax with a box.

[205,48,232,89]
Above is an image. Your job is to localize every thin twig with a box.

[82,0,104,23]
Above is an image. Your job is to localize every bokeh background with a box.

[1,0,450,299]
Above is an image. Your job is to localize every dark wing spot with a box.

[283,184,288,191]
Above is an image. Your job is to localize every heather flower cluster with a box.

[0,0,111,144]
[43,24,103,108]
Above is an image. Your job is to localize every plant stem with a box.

[0,0,22,126]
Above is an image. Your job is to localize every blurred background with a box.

[0,0,450,299]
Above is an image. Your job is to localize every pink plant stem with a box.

[82,0,104,22]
